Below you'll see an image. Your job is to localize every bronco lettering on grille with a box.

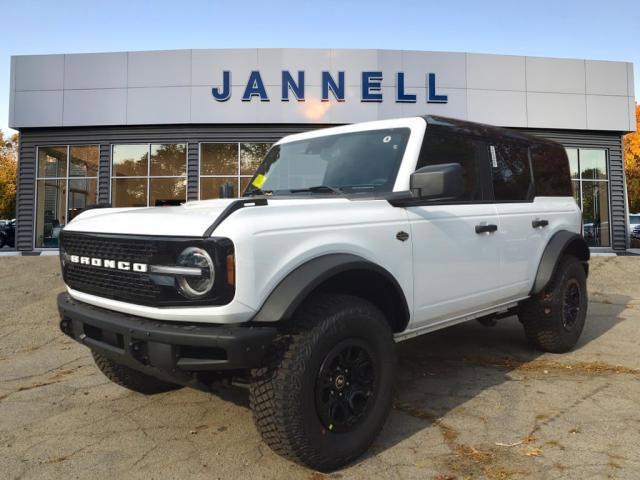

[69,255,148,272]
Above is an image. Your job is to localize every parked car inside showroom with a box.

[0,219,16,248]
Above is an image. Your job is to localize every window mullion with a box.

[65,145,70,227]
[237,142,241,197]
[147,143,151,207]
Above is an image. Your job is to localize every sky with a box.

[1,0,638,135]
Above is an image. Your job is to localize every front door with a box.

[407,130,502,328]
[408,203,502,326]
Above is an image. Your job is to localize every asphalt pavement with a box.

[1,256,639,479]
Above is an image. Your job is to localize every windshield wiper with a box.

[245,187,273,197]
[290,185,344,195]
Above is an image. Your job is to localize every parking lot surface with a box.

[1,256,639,479]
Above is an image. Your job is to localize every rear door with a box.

[490,141,550,299]
[408,131,502,327]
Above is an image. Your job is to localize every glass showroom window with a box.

[200,143,271,199]
[111,144,187,207]
[566,148,610,247]
[35,145,98,248]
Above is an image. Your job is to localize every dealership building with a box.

[7,48,636,253]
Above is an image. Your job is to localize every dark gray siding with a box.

[187,142,199,201]
[15,124,628,252]
[15,124,323,251]
[98,144,110,203]
[521,129,627,251]
[16,136,36,251]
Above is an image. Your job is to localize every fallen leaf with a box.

[525,447,543,457]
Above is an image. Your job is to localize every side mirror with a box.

[410,163,464,200]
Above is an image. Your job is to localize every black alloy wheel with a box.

[315,340,376,433]
[561,279,582,331]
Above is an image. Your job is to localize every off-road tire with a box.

[519,255,588,353]
[249,294,397,472]
[92,352,181,395]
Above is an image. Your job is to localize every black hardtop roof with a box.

[422,115,560,148]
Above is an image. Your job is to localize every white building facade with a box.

[8,48,636,251]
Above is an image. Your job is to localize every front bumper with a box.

[57,293,277,385]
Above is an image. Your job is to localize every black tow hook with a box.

[60,319,73,336]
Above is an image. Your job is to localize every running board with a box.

[393,297,527,343]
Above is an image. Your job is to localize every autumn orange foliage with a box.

[0,132,18,219]
[624,104,640,213]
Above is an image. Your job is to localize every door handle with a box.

[532,219,549,228]
[475,224,498,234]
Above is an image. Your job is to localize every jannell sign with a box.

[212,71,449,104]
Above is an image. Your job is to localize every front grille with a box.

[65,264,161,301]
[60,232,162,305]
[61,233,159,264]
[59,231,236,307]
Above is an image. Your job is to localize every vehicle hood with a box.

[64,199,238,237]
[63,197,352,237]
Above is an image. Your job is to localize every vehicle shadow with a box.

[202,295,629,469]
[363,294,631,462]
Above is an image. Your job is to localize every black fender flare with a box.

[252,253,410,324]
[531,230,590,295]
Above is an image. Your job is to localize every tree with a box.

[0,131,18,219]
[624,104,640,213]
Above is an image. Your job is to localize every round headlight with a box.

[176,247,215,298]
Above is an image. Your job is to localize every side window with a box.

[417,132,482,201]
[491,142,533,201]
[530,143,572,197]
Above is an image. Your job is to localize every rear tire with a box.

[519,255,588,353]
[249,294,396,472]
[92,352,182,395]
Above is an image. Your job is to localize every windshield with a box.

[244,128,410,196]
[631,215,640,225]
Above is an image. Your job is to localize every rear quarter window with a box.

[530,143,573,197]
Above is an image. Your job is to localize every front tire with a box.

[519,255,588,353]
[250,294,396,472]
[92,352,182,395]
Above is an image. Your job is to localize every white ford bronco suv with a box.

[58,115,589,471]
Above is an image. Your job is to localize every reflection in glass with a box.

[149,178,186,206]
[36,179,66,248]
[111,178,147,207]
[150,144,187,176]
[579,149,607,180]
[200,177,238,199]
[38,146,67,178]
[201,144,238,175]
[68,179,97,221]
[566,148,579,179]
[581,181,610,247]
[491,142,531,201]
[112,145,148,177]
[240,143,271,175]
[69,146,99,177]
[571,180,580,207]
[565,147,610,247]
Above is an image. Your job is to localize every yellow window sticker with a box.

[252,174,266,188]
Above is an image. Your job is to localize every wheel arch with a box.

[531,230,590,295]
[252,254,410,333]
